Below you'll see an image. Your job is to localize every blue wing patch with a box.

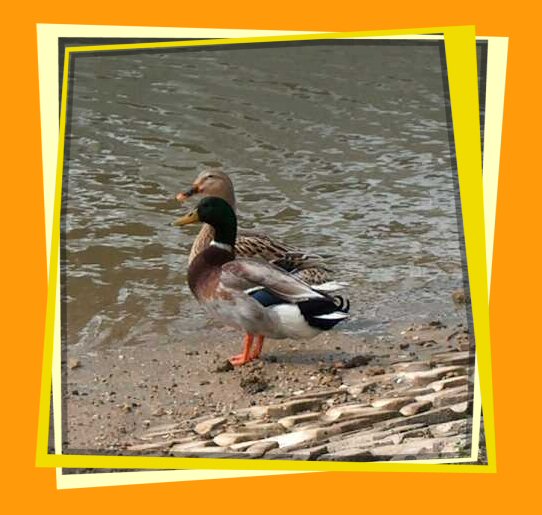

[248,288,285,307]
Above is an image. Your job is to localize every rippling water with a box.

[63,42,469,351]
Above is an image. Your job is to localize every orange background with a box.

[2,1,535,511]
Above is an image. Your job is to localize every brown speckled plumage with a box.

[188,223,331,285]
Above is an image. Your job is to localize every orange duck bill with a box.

[176,185,199,202]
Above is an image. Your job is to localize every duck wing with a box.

[220,258,325,303]
[221,258,351,335]
[236,230,327,273]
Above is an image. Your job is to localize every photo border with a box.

[35,31,503,488]
[37,25,495,473]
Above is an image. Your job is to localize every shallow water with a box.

[63,42,469,352]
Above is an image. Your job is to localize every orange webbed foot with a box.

[228,333,255,366]
[228,353,253,366]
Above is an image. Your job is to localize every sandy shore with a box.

[63,316,474,461]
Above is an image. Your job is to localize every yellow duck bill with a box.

[172,210,200,226]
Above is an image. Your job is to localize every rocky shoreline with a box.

[65,319,476,462]
[118,323,474,462]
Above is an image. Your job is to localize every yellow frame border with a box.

[37,25,496,473]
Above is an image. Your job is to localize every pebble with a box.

[214,360,234,373]
[452,289,467,304]
[333,355,372,369]
[458,339,472,351]
[240,374,269,394]
[365,366,386,376]
[347,381,379,397]
[68,358,81,370]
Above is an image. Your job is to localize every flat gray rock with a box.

[170,439,217,452]
[430,351,473,367]
[370,436,466,459]
[237,421,285,437]
[318,449,375,461]
[194,416,227,436]
[278,412,321,429]
[429,420,467,437]
[246,440,279,457]
[399,366,467,386]
[323,405,396,423]
[213,431,265,447]
[238,398,323,419]
[428,375,468,392]
[400,400,432,416]
[375,402,469,430]
[371,396,416,410]
[416,385,470,407]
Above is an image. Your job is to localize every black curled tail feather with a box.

[332,295,350,313]
[298,295,350,331]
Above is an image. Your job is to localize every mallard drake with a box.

[172,197,350,366]
[176,167,334,286]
